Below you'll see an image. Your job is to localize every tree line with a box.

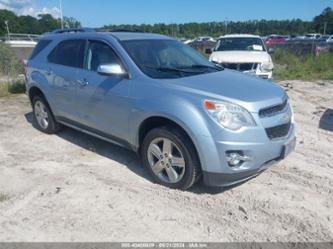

[104,7,333,38]
[0,7,332,38]
[0,9,81,36]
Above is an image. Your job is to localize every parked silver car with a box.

[26,29,296,189]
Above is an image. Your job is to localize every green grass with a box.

[0,80,26,97]
[272,49,333,81]
[0,192,9,202]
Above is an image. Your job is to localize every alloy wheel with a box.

[34,100,49,129]
[147,137,186,184]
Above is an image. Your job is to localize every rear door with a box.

[74,40,132,141]
[47,39,85,121]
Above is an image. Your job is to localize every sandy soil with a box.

[0,80,332,242]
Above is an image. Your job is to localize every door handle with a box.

[78,79,89,87]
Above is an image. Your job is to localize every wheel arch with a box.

[28,86,46,103]
[137,115,203,169]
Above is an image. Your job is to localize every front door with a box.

[75,40,132,141]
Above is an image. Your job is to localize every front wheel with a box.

[141,126,200,190]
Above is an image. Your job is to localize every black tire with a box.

[32,95,62,134]
[141,125,201,190]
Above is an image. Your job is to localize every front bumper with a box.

[245,70,272,79]
[203,137,295,187]
[199,99,296,187]
[218,62,273,79]
[202,124,296,187]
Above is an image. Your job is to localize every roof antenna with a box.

[59,0,64,29]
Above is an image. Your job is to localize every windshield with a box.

[215,37,266,52]
[121,39,222,79]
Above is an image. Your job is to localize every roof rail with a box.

[98,28,144,33]
[51,28,95,34]
[113,29,144,33]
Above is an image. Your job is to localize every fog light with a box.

[226,151,251,167]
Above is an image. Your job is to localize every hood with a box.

[167,70,285,113]
[210,51,271,64]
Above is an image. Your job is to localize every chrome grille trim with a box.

[259,99,288,118]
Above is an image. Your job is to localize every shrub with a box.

[0,80,26,97]
[0,43,23,77]
[272,49,333,80]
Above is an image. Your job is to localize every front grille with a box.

[265,122,291,139]
[221,62,258,72]
[259,99,288,117]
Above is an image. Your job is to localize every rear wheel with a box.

[32,95,62,134]
[141,126,200,190]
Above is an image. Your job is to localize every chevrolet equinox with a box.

[26,29,296,189]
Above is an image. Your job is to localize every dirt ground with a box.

[0,80,332,242]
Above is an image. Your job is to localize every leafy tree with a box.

[63,17,81,29]
[37,14,61,33]
[0,9,81,36]
[313,7,333,34]
[0,9,20,36]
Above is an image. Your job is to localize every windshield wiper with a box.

[180,64,224,71]
[143,64,191,73]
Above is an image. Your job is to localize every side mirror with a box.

[268,47,274,54]
[205,48,213,54]
[97,64,129,79]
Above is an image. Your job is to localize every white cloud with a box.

[0,0,32,10]
[21,6,61,18]
[0,0,61,18]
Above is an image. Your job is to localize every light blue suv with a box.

[26,29,296,190]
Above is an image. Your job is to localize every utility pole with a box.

[59,0,64,29]
[323,22,327,35]
[4,20,10,40]
[225,18,228,35]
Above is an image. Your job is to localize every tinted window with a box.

[85,41,121,71]
[48,40,85,68]
[30,39,51,60]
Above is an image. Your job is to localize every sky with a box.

[0,0,332,27]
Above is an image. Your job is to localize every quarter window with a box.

[48,40,85,68]
[30,39,51,60]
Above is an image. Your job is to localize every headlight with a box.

[288,98,295,123]
[261,60,274,71]
[203,100,256,130]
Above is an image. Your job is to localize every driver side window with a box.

[85,41,121,71]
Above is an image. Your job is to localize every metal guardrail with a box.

[0,33,39,42]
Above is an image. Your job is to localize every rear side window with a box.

[30,39,51,60]
[48,40,85,68]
